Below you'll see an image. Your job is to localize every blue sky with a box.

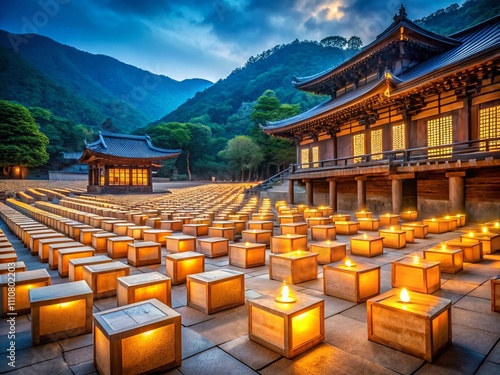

[1,0,463,82]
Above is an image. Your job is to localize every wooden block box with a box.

[423,245,463,274]
[30,232,65,255]
[165,251,205,285]
[0,261,26,275]
[113,223,136,236]
[247,220,274,231]
[197,237,229,258]
[492,276,500,312]
[49,242,84,270]
[127,225,150,240]
[208,226,235,241]
[38,237,73,263]
[187,269,245,314]
[270,234,307,254]
[310,225,336,241]
[92,232,118,253]
[280,223,308,236]
[379,229,406,249]
[422,219,450,234]
[242,229,273,245]
[379,214,400,227]
[269,251,318,284]
[94,299,181,374]
[29,280,93,345]
[354,211,372,219]
[58,246,95,277]
[367,289,451,362]
[127,241,161,266]
[117,272,171,307]
[309,241,346,265]
[143,229,173,245]
[400,211,418,221]
[107,236,134,259]
[335,221,359,235]
[392,257,441,294]
[452,238,483,263]
[401,223,428,239]
[182,224,209,237]
[160,220,183,232]
[79,228,104,246]
[166,235,196,253]
[350,235,384,257]
[83,262,130,299]
[229,242,266,268]
[306,217,333,228]
[69,255,112,282]
[324,260,380,302]
[357,218,380,231]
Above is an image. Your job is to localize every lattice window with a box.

[99,168,105,186]
[479,105,500,151]
[109,168,129,185]
[301,148,309,168]
[427,116,452,158]
[392,123,405,150]
[371,129,383,160]
[311,146,319,167]
[353,133,365,163]
[132,168,148,186]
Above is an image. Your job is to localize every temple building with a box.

[79,132,180,194]
[261,7,500,221]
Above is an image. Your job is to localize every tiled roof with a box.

[82,132,181,160]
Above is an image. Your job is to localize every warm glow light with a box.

[142,329,155,337]
[441,244,446,250]
[276,282,296,303]
[457,214,461,218]
[400,288,410,303]
[432,218,436,222]
[495,222,499,228]
[413,256,419,263]
[286,234,290,237]
[245,242,250,247]
[469,232,474,237]
[445,215,450,219]
[482,227,488,233]
[326,240,331,245]
[361,210,365,214]
[363,233,367,239]
[407,211,411,214]
[387,213,390,217]
[345,259,356,267]
[390,226,395,231]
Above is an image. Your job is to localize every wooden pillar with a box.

[446,172,466,213]
[288,179,295,205]
[328,179,337,212]
[304,179,313,207]
[391,179,403,214]
[355,177,366,211]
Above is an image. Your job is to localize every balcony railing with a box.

[294,137,500,171]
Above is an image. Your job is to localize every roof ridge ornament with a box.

[394,4,407,22]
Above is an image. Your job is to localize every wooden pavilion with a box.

[261,7,500,221]
[79,132,180,194]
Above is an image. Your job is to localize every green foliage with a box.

[219,135,263,181]
[347,36,363,50]
[0,100,49,167]
[320,36,348,49]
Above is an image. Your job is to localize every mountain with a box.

[0,30,212,132]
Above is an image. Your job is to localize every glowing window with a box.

[109,168,129,185]
[479,105,500,151]
[353,133,365,163]
[371,129,383,160]
[427,116,452,158]
[311,146,319,167]
[132,169,148,186]
[301,148,309,168]
[392,124,405,150]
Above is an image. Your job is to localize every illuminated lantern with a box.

[127,241,161,267]
[82,262,130,299]
[423,245,463,274]
[247,220,274,230]
[48,242,85,270]
[392,257,441,293]
[248,291,324,358]
[187,270,245,314]
[91,232,118,253]
[94,299,181,374]
[354,210,372,219]
[229,242,266,268]
[69,255,112,282]
[106,236,134,259]
[242,229,273,245]
[117,272,171,307]
[58,246,95,277]
[350,234,384,257]
[29,280,92,345]
[379,214,400,227]
[400,223,428,239]
[165,234,196,253]
[208,226,236,241]
[334,221,359,235]
[143,229,173,245]
[367,289,451,362]
[269,251,318,284]
[37,237,74,262]
[400,211,418,221]
[357,218,380,231]
[310,225,336,241]
[379,228,406,249]
[324,260,380,302]
[422,218,450,234]
[165,251,205,285]
[453,237,484,262]
[270,234,307,254]
[79,228,104,246]
[309,241,346,265]
[197,237,229,258]
[182,223,209,237]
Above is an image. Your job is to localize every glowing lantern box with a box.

[248,291,324,359]
[248,220,274,231]
[306,217,333,228]
[160,220,183,232]
[101,220,127,232]
[379,228,406,249]
[0,269,51,317]
[145,217,162,229]
[187,269,245,314]
[310,225,336,241]
[197,237,229,258]
[127,241,162,266]
[58,246,95,277]
[166,235,196,253]
[30,232,65,255]
[397,226,415,243]
[355,211,372,219]
[379,214,400,227]
[49,242,85,270]
[400,211,418,221]
[165,251,205,285]
[492,276,500,312]
[113,223,136,236]
[357,218,380,231]
[278,214,304,225]
[143,229,173,245]
[350,234,384,257]
[69,255,112,282]
[401,223,428,239]
[453,214,466,227]
[303,209,322,219]
[453,237,484,262]
[208,226,235,241]
[367,289,452,362]
[330,214,350,222]
[422,219,450,234]
[309,241,346,265]
[37,237,74,262]
[270,234,307,254]
[392,258,441,294]
[423,245,463,274]
[126,226,150,240]
[280,223,308,236]
[132,214,148,225]
[212,220,235,228]
[117,272,171,307]
[269,251,318,284]
[83,262,130,299]
[229,242,266,268]
[440,217,457,231]
[323,260,380,302]
[80,228,104,246]
[182,224,209,237]
[461,232,500,255]
[0,261,26,275]
[107,236,134,259]
[92,232,118,253]
[29,280,93,345]
[335,221,359,235]
[93,299,181,375]
[242,229,273,245]
[228,220,246,235]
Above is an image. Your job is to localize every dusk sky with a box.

[1,0,463,82]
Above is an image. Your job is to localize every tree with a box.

[320,36,347,49]
[347,36,363,50]
[219,136,263,181]
[0,100,49,174]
